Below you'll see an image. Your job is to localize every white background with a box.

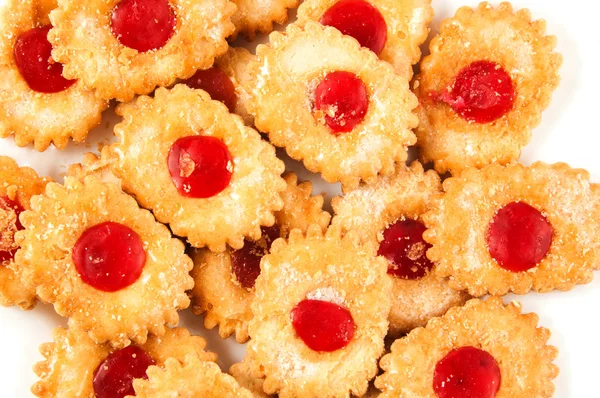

[1,0,599,396]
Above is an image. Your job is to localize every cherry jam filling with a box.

[377,219,433,280]
[230,224,280,290]
[487,201,553,273]
[314,71,369,133]
[111,0,176,52]
[167,136,233,199]
[0,197,24,264]
[320,0,387,55]
[72,222,146,292]
[183,67,237,113]
[93,346,155,398]
[433,346,501,398]
[433,61,515,124]
[14,25,76,93]
[291,299,355,352]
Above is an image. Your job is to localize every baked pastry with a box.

[297,0,433,79]
[248,22,418,189]
[376,297,559,397]
[0,0,107,151]
[15,174,193,347]
[246,225,391,397]
[332,162,470,336]
[230,0,300,40]
[32,326,215,398]
[182,47,256,125]
[48,0,236,101]
[130,354,253,398]
[190,172,330,343]
[108,85,286,252]
[413,2,562,175]
[424,162,599,296]
[0,156,49,309]
[229,359,272,398]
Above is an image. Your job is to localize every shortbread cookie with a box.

[332,162,469,336]
[376,297,559,397]
[131,354,253,398]
[297,0,433,79]
[246,225,391,397]
[0,0,107,151]
[413,2,562,174]
[182,47,256,125]
[108,85,286,252]
[424,162,599,296]
[230,359,272,398]
[32,326,215,398]
[15,175,193,347]
[0,156,49,309]
[48,0,236,101]
[190,172,330,343]
[249,22,418,189]
[231,0,301,40]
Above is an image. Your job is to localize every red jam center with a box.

[433,346,501,398]
[93,346,155,398]
[377,219,433,280]
[0,197,24,265]
[72,222,146,292]
[167,136,233,199]
[291,299,355,352]
[111,0,176,52]
[435,61,515,123]
[320,0,387,55]
[487,201,552,273]
[13,25,76,94]
[183,67,237,113]
[314,71,369,133]
[230,225,280,290]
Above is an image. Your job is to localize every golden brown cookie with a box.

[413,2,562,174]
[246,225,391,397]
[181,47,256,125]
[297,0,433,79]
[0,0,107,151]
[48,0,236,101]
[332,162,470,336]
[0,156,49,309]
[231,0,301,40]
[190,172,330,343]
[376,297,559,397]
[32,326,215,398]
[248,22,418,189]
[229,359,272,398]
[130,354,253,398]
[15,175,193,347]
[108,85,286,252]
[424,162,599,296]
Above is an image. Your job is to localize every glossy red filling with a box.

[435,61,515,123]
[314,71,368,133]
[487,201,552,272]
[291,299,355,352]
[93,346,155,398]
[167,136,233,198]
[72,222,146,292]
[183,67,237,113]
[14,25,76,93]
[231,225,280,290]
[0,197,24,264]
[433,346,501,398]
[111,0,176,52]
[320,0,387,55]
[377,219,433,280]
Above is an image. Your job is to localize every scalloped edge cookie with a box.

[230,0,301,40]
